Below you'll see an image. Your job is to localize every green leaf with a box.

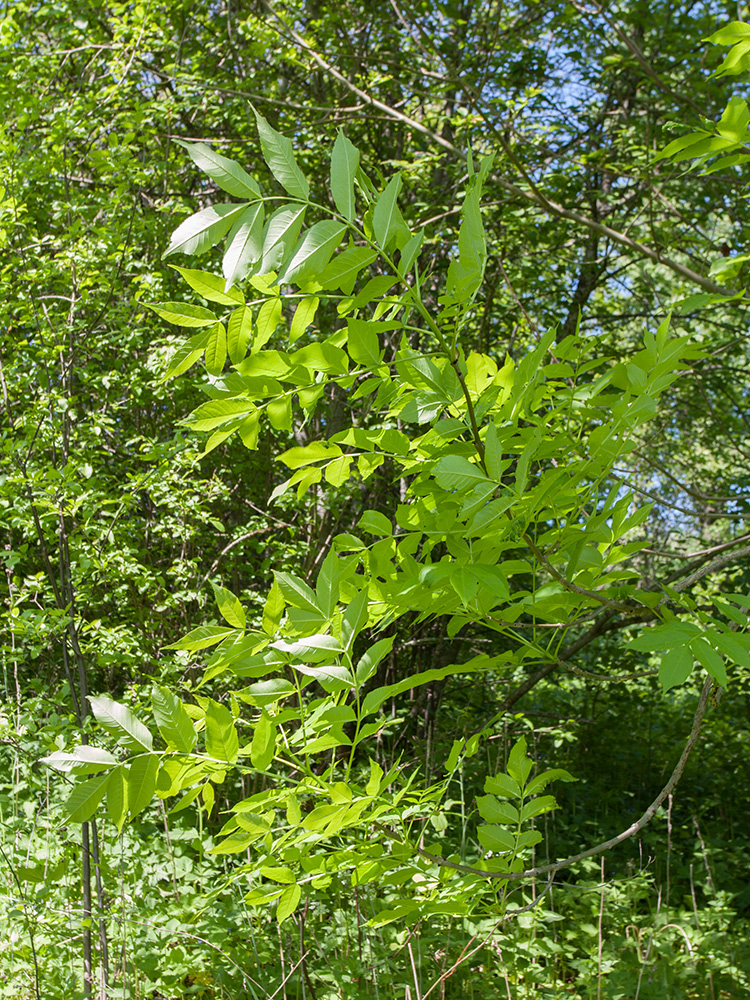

[319,246,377,294]
[223,202,266,289]
[161,330,211,381]
[290,295,320,341]
[291,341,348,375]
[372,173,402,249]
[227,306,253,364]
[277,221,347,284]
[520,795,558,822]
[204,322,227,375]
[276,883,302,923]
[211,583,246,629]
[186,397,256,433]
[88,695,153,753]
[477,825,515,854]
[630,621,701,651]
[17,861,67,885]
[355,637,393,686]
[169,266,244,305]
[330,130,360,221]
[163,624,239,651]
[107,767,128,832]
[477,796,519,824]
[352,275,396,308]
[164,203,249,258]
[261,866,296,883]
[238,678,296,707]
[64,774,110,824]
[671,135,736,162]
[659,645,694,693]
[711,38,750,78]
[705,21,750,45]
[506,736,533,787]
[523,769,576,796]
[366,760,384,796]
[210,831,255,855]
[316,550,342,618]
[516,830,543,851]
[447,566,478,604]
[272,635,342,661]
[253,110,309,199]
[347,319,383,368]
[722,592,750,609]
[711,631,750,668]
[716,96,750,142]
[205,699,239,764]
[484,773,521,798]
[287,794,302,825]
[40,746,117,775]
[151,685,197,753]
[274,571,321,614]
[690,638,727,686]
[243,881,285,900]
[340,590,369,649]
[399,229,424,274]
[239,411,261,449]
[168,785,203,816]
[255,297,282,351]
[127,754,159,817]
[359,510,392,536]
[361,656,493,716]
[279,440,342,469]
[434,455,491,492]
[147,301,218,328]
[259,205,307,273]
[251,710,277,770]
[176,140,261,199]
[267,394,292,431]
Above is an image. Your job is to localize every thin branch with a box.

[643,531,750,561]
[671,543,750,594]
[522,531,636,613]
[261,0,732,298]
[407,676,712,881]
[198,527,279,589]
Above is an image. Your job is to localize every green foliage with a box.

[4,1,750,996]
[47,108,750,944]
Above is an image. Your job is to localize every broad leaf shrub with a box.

[42,108,748,933]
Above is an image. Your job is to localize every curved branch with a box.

[406,677,712,881]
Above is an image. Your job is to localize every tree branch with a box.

[410,676,712,881]
[262,0,733,298]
